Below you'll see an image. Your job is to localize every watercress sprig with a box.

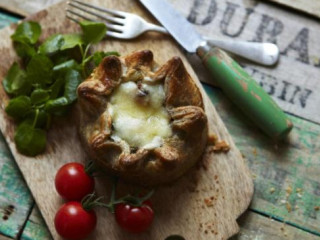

[3,20,119,156]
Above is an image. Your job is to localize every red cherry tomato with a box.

[54,201,97,240]
[115,200,154,233]
[55,162,94,201]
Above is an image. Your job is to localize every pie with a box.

[77,50,208,186]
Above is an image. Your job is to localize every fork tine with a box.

[106,31,127,39]
[70,0,126,18]
[66,14,80,24]
[68,2,125,25]
[66,9,97,22]
[66,9,124,32]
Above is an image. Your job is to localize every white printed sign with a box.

[172,0,320,123]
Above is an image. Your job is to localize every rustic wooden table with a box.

[0,0,319,239]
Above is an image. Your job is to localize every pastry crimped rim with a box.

[77,50,208,186]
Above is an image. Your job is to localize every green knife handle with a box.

[197,44,293,140]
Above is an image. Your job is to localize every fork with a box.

[66,0,279,66]
[67,0,167,39]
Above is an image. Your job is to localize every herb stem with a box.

[83,44,91,60]
[32,108,39,128]
[79,44,84,59]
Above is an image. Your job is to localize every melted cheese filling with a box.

[108,81,172,149]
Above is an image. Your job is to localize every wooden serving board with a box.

[0,0,253,239]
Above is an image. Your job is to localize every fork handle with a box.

[204,38,279,66]
[145,22,168,34]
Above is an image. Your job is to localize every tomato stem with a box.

[80,178,154,213]
[108,177,117,213]
[84,161,95,177]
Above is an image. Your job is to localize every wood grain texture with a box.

[0,132,33,239]
[0,235,13,240]
[205,85,320,235]
[231,210,320,240]
[2,0,320,20]
[17,205,320,240]
[20,206,52,240]
[175,0,320,125]
[264,0,320,19]
[0,0,63,16]
[0,1,253,239]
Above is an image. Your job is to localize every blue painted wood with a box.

[0,11,36,239]
[204,84,320,235]
[0,131,34,239]
[0,12,19,29]
[20,206,52,240]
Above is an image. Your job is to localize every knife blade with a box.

[140,0,293,140]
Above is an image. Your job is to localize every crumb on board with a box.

[286,186,292,196]
[207,134,218,145]
[252,148,257,156]
[280,225,288,237]
[280,199,286,204]
[269,187,275,194]
[212,140,230,153]
[296,188,303,198]
[286,202,292,212]
[204,198,214,207]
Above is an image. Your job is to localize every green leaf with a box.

[80,21,107,44]
[31,89,50,104]
[26,54,53,85]
[5,96,31,119]
[92,51,120,66]
[45,96,69,114]
[14,121,46,156]
[49,77,65,99]
[11,21,41,45]
[38,34,64,55]
[14,42,36,59]
[3,62,31,96]
[53,59,80,74]
[64,70,81,102]
[25,109,49,128]
[60,34,83,50]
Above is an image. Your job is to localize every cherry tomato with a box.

[115,200,154,233]
[54,201,97,240]
[55,162,94,201]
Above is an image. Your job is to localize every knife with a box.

[140,0,293,140]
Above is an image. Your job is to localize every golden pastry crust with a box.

[77,50,208,186]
